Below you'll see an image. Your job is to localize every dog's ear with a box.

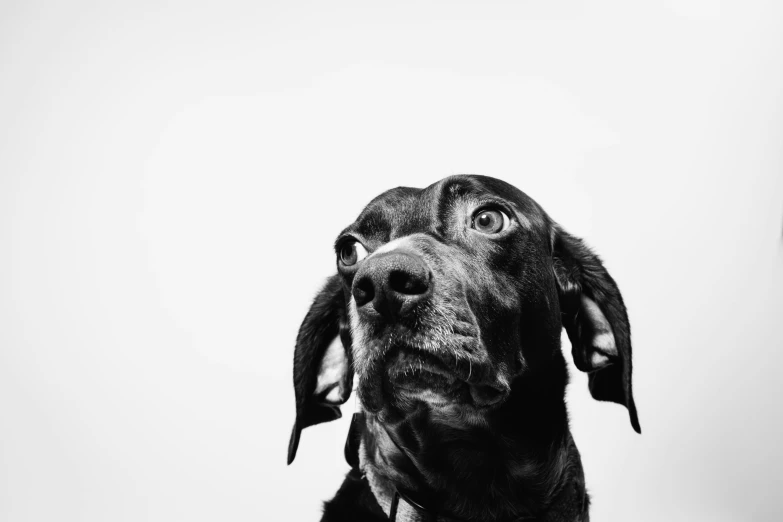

[552,227,640,434]
[288,274,354,464]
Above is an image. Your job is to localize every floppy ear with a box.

[552,227,641,434]
[288,274,354,464]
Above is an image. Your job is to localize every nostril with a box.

[352,276,375,307]
[389,269,429,296]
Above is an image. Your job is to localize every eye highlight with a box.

[339,240,369,266]
[472,208,510,234]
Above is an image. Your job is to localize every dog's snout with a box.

[352,252,431,319]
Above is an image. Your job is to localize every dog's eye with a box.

[472,209,509,234]
[339,241,369,266]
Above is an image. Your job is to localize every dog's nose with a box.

[352,251,431,320]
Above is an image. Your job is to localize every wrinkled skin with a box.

[289,175,639,522]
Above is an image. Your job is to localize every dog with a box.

[288,175,640,521]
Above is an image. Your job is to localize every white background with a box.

[2,1,782,521]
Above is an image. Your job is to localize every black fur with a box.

[321,468,388,521]
[288,275,353,465]
[289,175,639,521]
[553,229,640,433]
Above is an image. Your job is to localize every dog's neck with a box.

[356,373,589,522]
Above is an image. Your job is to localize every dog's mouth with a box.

[379,344,509,410]
[385,346,460,392]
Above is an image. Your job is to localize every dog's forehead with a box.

[340,175,545,242]
[351,186,426,239]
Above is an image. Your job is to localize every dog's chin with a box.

[386,348,461,403]
[357,346,509,413]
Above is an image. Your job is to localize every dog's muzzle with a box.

[350,248,510,411]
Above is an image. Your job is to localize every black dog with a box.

[288,175,640,521]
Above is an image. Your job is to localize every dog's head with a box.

[288,175,639,464]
